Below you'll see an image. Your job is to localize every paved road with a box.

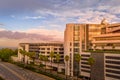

[0,62,54,80]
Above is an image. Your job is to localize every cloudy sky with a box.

[0,0,120,47]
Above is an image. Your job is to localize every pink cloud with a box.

[0,29,63,47]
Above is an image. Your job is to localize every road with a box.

[0,62,54,80]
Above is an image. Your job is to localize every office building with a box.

[64,22,104,76]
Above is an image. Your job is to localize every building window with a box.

[74,36,79,41]
[54,52,57,54]
[70,42,72,46]
[47,52,50,54]
[74,43,79,47]
[40,52,45,54]
[47,48,50,50]
[74,31,79,36]
[54,48,57,50]
[106,43,113,46]
[59,52,63,54]
[40,48,45,50]
[74,26,79,31]
[74,48,79,52]
[70,48,72,51]
[59,48,64,50]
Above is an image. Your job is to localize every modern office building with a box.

[64,19,120,78]
[18,42,64,63]
[64,22,104,76]
[80,20,120,80]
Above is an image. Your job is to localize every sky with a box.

[0,0,120,47]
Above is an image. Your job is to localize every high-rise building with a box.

[80,20,120,80]
[64,23,103,76]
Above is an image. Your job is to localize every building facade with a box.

[80,52,120,80]
[18,42,64,63]
[64,23,103,76]
[80,20,120,80]
[92,23,120,50]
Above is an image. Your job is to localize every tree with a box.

[65,55,69,80]
[74,53,81,80]
[27,52,36,64]
[55,54,60,75]
[50,51,55,72]
[13,49,18,55]
[88,57,95,80]
[39,54,44,68]
[19,49,27,63]
[43,55,48,71]
[0,48,14,62]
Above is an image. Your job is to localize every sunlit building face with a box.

[64,23,103,76]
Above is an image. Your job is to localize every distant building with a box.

[18,42,64,63]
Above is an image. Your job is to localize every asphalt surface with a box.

[0,62,54,80]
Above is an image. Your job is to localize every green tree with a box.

[65,55,69,80]
[0,48,14,62]
[42,55,48,72]
[74,53,81,80]
[55,54,60,75]
[50,51,55,72]
[88,57,95,80]
[27,52,36,64]
[19,49,27,63]
[13,49,18,55]
[39,54,44,67]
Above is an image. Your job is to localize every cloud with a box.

[0,30,62,40]
[25,28,63,39]
[0,38,44,47]
[0,28,6,31]
[36,5,120,24]
[0,23,4,26]
[0,28,63,47]
[0,0,118,15]
[0,0,120,47]
[10,15,15,18]
[24,16,44,20]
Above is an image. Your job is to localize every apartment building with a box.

[18,42,64,63]
[64,22,104,76]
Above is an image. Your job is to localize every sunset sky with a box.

[0,0,120,47]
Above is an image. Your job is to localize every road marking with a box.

[0,63,25,80]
